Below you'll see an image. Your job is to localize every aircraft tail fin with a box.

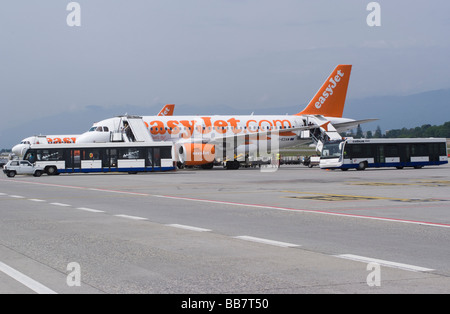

[296,64,352,118]
[158,104,175,116]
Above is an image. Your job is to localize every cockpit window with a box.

[103,127,109,132]
[89,127,96,132]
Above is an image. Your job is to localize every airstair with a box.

[111,115,153,143]
[305,115,343,153]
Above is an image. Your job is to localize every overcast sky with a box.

[1,1,449,136]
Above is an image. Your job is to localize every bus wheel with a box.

[46,166,58,175]
[341,168,348,171]
[356,162,367,171]
[396,166,404,169]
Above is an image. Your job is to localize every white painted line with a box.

[28,199,45,202]
[234,236,300,248]
[166,224,211,232]
[0,261,57,294]
[50,202,71,207]
[0,193,6,196]
[77,207,105,213]
[335,254,434,272]
[114,214,148,221]
[9,195,24,199]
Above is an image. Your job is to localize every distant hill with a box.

[1,89,449,149]
[344,89,450,133]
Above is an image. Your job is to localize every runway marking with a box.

[234,236,300,248]
[0,179,149,197]
[166,224,211,232]
[0,261,57,294]
[154,195,450,229]
[28,199,46,202]
[77,207,105,213]
[88,188,149,196]
[4,179,450,229]
[9,195,24,199]
[114,214,148,221]
[282,191,447,203]
[335,254,434,272]
[348,180,450,187]
[50,202,71,207]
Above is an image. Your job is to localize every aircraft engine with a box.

[177,143,215,166]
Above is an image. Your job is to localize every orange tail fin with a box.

[296,64,352,118]
[157,104,175,116]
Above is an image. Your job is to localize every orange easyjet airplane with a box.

[76,65,376,169]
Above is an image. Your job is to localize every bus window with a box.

[84,149,100,160]
[119,148,144,159]
[160,147,172,159]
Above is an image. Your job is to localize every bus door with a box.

[376,145,385,164]
[105,149,118,171]
[153,147,161,171]
[66,149,81,172]
[146,148,154,171]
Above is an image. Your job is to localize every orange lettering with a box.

[213,120,227,134]
[227,118,241,134]
[273,119,292,129]
[259,120,273,128]
[246,120,257,133]
[167,120,180,135]
[180,120,196,138]
[150,121,165,135]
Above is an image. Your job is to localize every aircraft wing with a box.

[207,124,317,146]
[333,118,378,132]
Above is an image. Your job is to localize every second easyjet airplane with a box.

[77,65,375,168]
[11,104,175,157]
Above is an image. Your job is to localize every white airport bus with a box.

[22,142,176,175]
[320,138,448,170]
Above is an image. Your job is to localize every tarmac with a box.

[0,163,449,294]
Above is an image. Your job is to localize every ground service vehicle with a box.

[320,138,448,170]
[22,142,175,175]
[3,160,45,177]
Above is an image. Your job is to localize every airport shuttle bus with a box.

[23,142,176,175]
[320,138,448,170]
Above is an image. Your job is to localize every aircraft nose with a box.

[76,132,96,143]
[12,144,26,157]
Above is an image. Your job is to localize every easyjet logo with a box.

[161,107,171,116]
[315,70,345,109]
[145,117,293,139]
[46,137,77,144]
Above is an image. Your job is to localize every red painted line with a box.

[3,178,450,228]
[154,195,450,229]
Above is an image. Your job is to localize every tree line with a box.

[348,121,450,139]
